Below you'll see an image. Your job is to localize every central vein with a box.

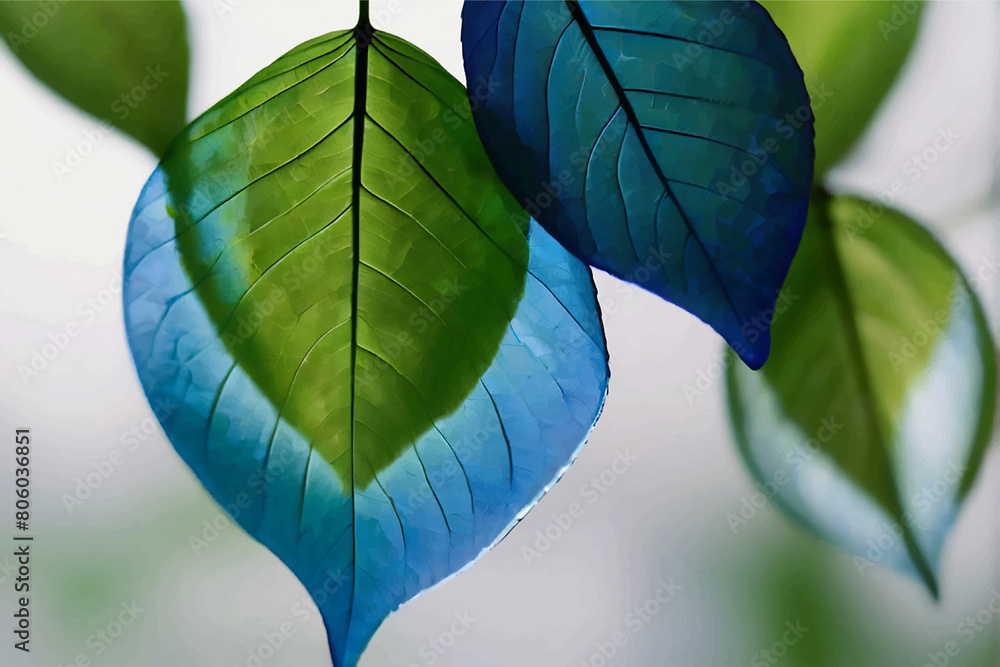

[563,0,744,327]
[346,0,371,639]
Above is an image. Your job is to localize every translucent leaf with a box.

[124,22,609,667]
[0,0,189,154]
[762,0,924,177]
[726,194,995,596]
[462,0,815,368]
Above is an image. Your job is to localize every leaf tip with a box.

[733,334,770,372]
[910,551,941,603]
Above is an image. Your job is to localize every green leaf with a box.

[0,0,189,154]
[124,19,613,666]
[762,0,923,178]
[155,28,530,490]
[726,193,995,596]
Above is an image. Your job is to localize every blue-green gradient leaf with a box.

[462,0,815,369]
[123,24,609,667]
[726,195,996,597]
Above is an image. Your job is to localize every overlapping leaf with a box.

[727,195,995,596]
[124,23,609,667]
[762,0,924,177]
[0,0,189,154]
[462,0,815,368]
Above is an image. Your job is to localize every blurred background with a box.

[0,1,998,665]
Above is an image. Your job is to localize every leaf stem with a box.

[357,0,371,35]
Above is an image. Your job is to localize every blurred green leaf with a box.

[762,0,923,178]
[0,0,189,154]
[726,194,995,597]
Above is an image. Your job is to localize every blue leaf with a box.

[124,23,609,666]
[462,0,815,368]
[125,189,608,665]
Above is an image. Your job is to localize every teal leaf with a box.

[762,0,924,178]
[462,0,815,369]
[123,18,609,667]
[0,0,189,154]
[726,193,996,597]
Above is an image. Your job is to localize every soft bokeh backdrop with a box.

[0,1,998,666]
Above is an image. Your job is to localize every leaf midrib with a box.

[346,2,371,652]
[562,0,745,329]
[814,192,939,597]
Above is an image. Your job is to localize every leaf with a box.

[150,27,532,492]
[123,20,609,667]
[461,0,815,369]
[0,0,189,154]
[762,0,924,178]
[726,194,996,597]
